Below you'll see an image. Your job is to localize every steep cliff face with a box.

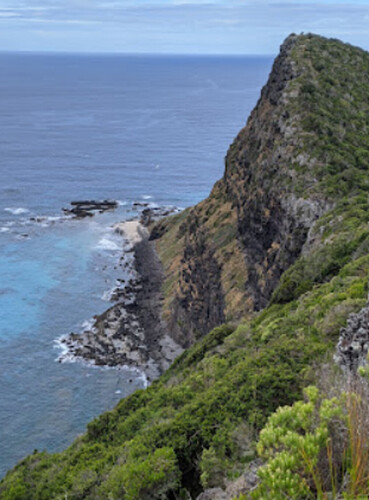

[156,32,369,346]
[153,184,241,345]
[164,210,226,347]
[155,34,365,343]
[221,34,328,311]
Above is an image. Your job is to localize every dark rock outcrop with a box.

[140,205,179,227]
[335,297,369,372]
[63,200,118,218]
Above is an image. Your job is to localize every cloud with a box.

[0,0,368,53]
[18,17,100,25]
[0,11,20,17]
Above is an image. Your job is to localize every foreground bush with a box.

[252,382,369,499]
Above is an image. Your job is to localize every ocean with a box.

[0,52,273,477]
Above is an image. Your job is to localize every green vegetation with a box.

[254,386,345,499]
[252,380,369,499]
[288,35,369,199]
[272,195,369,304]
[1,253,368,498]
[2,33,369,498]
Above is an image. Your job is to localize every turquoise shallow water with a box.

[0,215,120,342]
[0,252,56,340]
[0,209,149,477]
[0,53,273,476]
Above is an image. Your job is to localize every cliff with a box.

[2,33,369,499]
[154,32,369,347]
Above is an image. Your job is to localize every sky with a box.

[0,0,368,55]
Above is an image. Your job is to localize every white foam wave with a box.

[53,336,150,384]
[96,237,120,251]
[53,336,70,356]
[46,216,63,222]
[117,200,127,206]
[81,318,96,332]
[101,287,116,301]
[29,215,67,226]
[135,370,149,388]
[54,340,82,365]
[0,227,10,233]
[141,195,153,200]
[4,207,29,215]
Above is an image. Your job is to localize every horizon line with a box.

[0,49,276,58]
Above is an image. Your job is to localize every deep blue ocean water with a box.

[0,52,273,477]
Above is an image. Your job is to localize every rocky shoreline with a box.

[58,204,183,381]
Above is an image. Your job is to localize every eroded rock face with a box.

[335,298,369,372]
[154,34,331,343]
[168,212,225,347]
[222,35,327,310]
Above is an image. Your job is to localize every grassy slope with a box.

[2,34,369,499]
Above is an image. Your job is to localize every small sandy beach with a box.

[114,220,149,245]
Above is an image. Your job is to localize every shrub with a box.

[98,447,180,500]
[253,380,369,499]
[253,386,345,499]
